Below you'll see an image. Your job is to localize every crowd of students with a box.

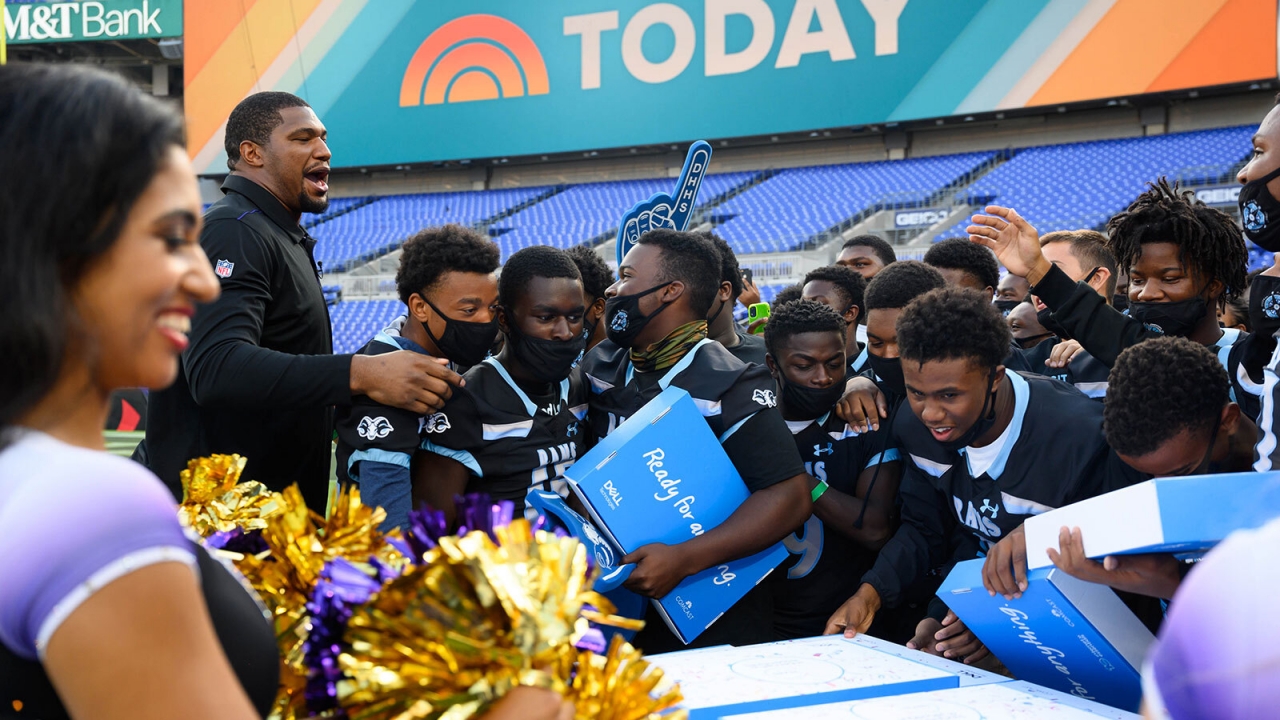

[4,62,1280,719]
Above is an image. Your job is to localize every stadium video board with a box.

[185,0,1278,174]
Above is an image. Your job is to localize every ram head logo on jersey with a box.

[752,389,777,407]
[1243,199,1268,232]
[356,416,394,441]
[610,310,629,332]
[420,412,451,434]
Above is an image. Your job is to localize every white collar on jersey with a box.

[960,370,1031,481]
[482,356,571,418]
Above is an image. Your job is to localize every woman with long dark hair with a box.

[0,65,571,720]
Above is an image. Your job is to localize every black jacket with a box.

[146,176,351,510]
[1033,263,1263,419]
[860,371,1147,608]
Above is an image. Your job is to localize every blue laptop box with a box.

[563,386,787,644]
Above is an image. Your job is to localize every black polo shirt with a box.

[146,175,351,510]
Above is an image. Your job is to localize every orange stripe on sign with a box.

[1146,0,1277,93]
[1028,0,1229,107]
[185,0,323,164]
[184,0,262,79]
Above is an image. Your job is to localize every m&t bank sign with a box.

[4,0,180,43]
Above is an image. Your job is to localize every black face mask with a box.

[777,372,846,421]
[1128,296,1208,338]
[604,282,673,348]
[1036,307,1072,340]
[506,321,586,385]
[707,297,728,326]
[993,299,1021,316]
[866,353,905,398]
[937,368,999,454]
[1113,293,1130,312]
[1015,333,1054,350]
[1239,165,1280,252]
[420,296,498,367]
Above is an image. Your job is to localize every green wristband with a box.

[811,480,830,504]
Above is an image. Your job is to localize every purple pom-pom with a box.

[303,558,384,714]
[204,527,268,555]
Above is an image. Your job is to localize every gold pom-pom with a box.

[177,454,282,536]
[334,521,682,720]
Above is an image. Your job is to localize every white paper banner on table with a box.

[650,635,957,716]
[723,681,1142,720]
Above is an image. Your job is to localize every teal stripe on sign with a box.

[955,0,1090,114]
[303,0,415,118]
[275,0,372,98]
[888,0,1050,122]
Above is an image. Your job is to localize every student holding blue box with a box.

[985,336,1260,601]
[761,300,903,640]
[824,288,1150,656]
[581,229,811,653]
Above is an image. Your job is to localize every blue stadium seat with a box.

[328,299,407,355]
[932,126,1255,242]
[491,171,757,262]
[310,187,549,271]
[714,152,995,254]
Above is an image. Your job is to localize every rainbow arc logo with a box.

[400,14,549,107]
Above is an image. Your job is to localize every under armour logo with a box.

[979,498,1000,519]
[752,389,777,407]
[566,422,580,437]
[1243,199,1268,232]
[814,443,834,456]
[357,416,394,441]
[610,310,629,332]
[420,412,451,434]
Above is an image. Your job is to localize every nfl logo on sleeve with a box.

[215,259,235,278]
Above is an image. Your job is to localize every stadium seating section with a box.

[324,125,1263,349]
[490,171,757,260]
[310,187,550,271]
[714,152,995,253]
[933,126,1254,242]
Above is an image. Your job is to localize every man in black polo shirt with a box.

[581,229,810,652]
[147,92,459,510]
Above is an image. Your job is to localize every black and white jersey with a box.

[1216,327,1264,421]
[861,371,1147,607]
[1021,338,1111,399]
[726,329,767,366]
[581,338,805,492]
[847,342,872,378]
[335,327,429,486]
[419,357,589,503]
[774,413,899,639]
[581,337,806,652]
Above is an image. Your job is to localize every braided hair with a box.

[1105,178,1247,303]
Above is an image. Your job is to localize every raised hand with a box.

[616,141,712,265]
[967,206,1052,284]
